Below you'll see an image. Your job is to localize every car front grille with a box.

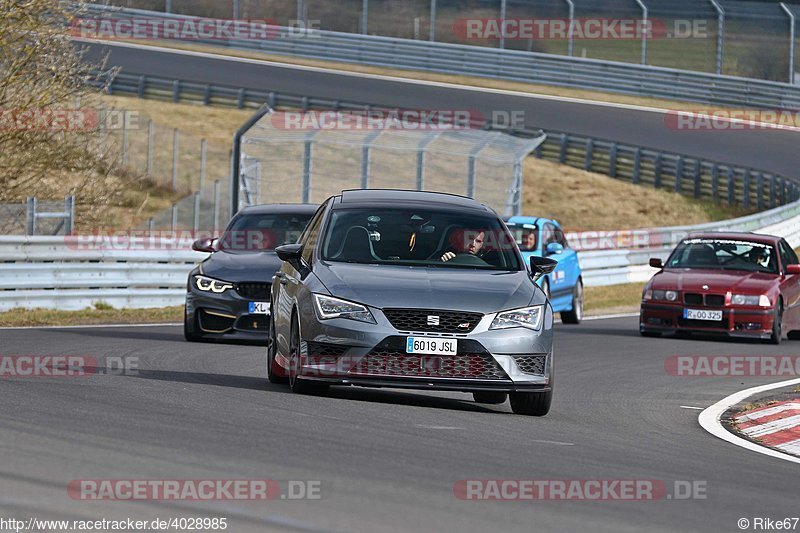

[198,309,235,333]
[306,342,350,358]
[382,309,483,333]
[684,293,725,307]
[234,314,269,331]
[349,350,509,380]
[235,282,271,300]
[513,355,546,375]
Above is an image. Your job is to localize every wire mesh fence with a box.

[0,197,75,236]
[100,0,800,82]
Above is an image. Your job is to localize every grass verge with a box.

[0,306,183,327]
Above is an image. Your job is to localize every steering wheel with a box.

[446,253,490,266]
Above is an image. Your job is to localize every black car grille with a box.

[513,355,546,375]
[198,309,235,333]
[684,293,725,307]
[350,350,508,380]
[383,309,483,333]
[306,342,350,358]
[235,282,271,299]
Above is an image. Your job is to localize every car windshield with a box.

[321,208,523,270]
[218,212,312,253]
[666,238,778,274]
[506,222,539,251]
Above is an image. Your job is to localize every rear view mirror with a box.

[649,258,664,269]
[276,243,303,263]
[545,242,564,255]
[192,238,217,253]
[786,264,800,275]
[530,256,557,282]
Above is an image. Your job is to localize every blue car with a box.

[504,216,584,324]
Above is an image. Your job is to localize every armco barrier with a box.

[80,4,800,110]
[1,201,798,310]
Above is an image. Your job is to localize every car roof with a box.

[237,203,319,215]
[505,216,556,226]
[334,189,494,214]
[685,231,781,245]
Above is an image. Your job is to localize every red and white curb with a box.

[699,378,800,464]
[735,401,800,455]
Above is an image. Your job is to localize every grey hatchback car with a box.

[268,190,557,415]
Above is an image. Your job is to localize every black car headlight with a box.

[490,305,544,331]
[644,289,679,302]
[313,294,376,324]
[194,275,234,294]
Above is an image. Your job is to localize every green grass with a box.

[0,306,183,327]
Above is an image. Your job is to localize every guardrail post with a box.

[172,128,179,191]
[200,138,207,191]
[727,167,735,205]
[743,171,751,209]
[584,139,594,171]
[711,163,719,202]
[692,160,701,198]
[674,156,684,193]
[430,0,437,41]
[213,180,221,231]
[65,195,75,235]
[609,143,618,178]
[709,0,725,75]
[559,134,568,164]
[654,153,662,188]
[632,147,641,184]
[26,197,36,236]
[781,3,796,84]
[172,80,180,102]
[769,175,777,208]
[237,89,245,109]
[203,84,211,105]
[193,192,201,231]
[756,172,765,210]
[138,75,146,98]
[146,120,154,176]
[268,92,276,108]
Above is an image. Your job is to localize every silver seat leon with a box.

[268,190,557,416]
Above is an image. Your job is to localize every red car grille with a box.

[349,350,509,380]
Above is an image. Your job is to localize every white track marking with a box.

[698,377,800,465]
[680,406,704,410]
[73,38,800,132]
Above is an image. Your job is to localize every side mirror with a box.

[786,264,800,275]
[192,238,217,253]
[530,256,557,282]
[545,242,564,255]
[649,258,664,269]
[276,243,304,269]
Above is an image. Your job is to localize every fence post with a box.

[146,120,154,176]
[430,0,437,41]
[709,0,725,75]
[200,138,207,191]
[674,156,684,193]
[148,218,154,234]
[302,132,315,203]
[122,121,129,166]
[25,197,36,236]
[692,160,701,198]
[634,0,648,64]
[171,204,178,231]
[361,0,368,34]
[165,0,171,13]
[172,128,179,191]
[361,130,382,189]
[781,3,796,84]
[233,0,239,18]
[565,0,575,56]
[499,0,507,49]
[193,192,201,231]
[632,147,641,184]
[213,180,221,232]
[65,195,75,235]
[608,143,618,178]
[584,138,594,171]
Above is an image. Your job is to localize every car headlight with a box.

[644,289,679,301]
[490,305,544,331]
[731,294,771,307]
[194,275,234,293]
[313,294,376,324]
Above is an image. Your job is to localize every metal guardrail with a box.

[95,71,800,209]
[82,4,800,110]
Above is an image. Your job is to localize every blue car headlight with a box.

[313,294,376,324]
[194,275,234,293]
[490,305,544,331]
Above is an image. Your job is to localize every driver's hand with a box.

[441,252,456,262]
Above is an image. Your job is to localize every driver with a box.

[441,229,485,262]
[748,247,769,268]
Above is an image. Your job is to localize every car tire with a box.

[560,279,583,324]
[183,307,202,342]
[509,390,552,416]
[288,312,329,395]
[267,313,288,384]
[472,392,508,404]
[765,301,783,345]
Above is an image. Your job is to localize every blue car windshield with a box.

[321,208,523,270]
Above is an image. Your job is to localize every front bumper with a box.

[280,304,554,392]
[639,301,774,339]
[185,285,272,343]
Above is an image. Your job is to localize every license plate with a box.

[248,302,270,314]
[405,337,457,356]
[684,308,722,321]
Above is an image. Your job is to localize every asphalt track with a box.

[1,318,797,532]
[80,40,800,177]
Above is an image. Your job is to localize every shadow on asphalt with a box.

[59,327,267,347]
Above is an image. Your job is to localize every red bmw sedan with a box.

[640,232,800,344]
